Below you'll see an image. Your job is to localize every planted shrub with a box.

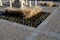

[24,6,42,18]
[45,2,54,7]
[39,2,58,7]
[4,6,42,18]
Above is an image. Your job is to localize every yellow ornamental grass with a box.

[4,6,42,18]
[18,7,32,18]
[46,2,54,7]
[39,1,45,5]
[4,7,18,12]
[20,6,42,18]
[25,6,42,18]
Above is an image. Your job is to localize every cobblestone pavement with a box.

[0,19,34,40]
[44,6,60,34]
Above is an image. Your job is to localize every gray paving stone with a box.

[44,7,60,34]
[36,34,60,40]
[0,19,34,40]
